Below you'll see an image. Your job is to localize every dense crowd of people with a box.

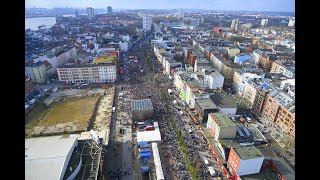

[116,38,223,179]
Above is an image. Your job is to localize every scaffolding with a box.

[84,138,102,180]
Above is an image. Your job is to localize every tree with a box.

[51,25,64,36]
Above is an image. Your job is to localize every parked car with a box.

[231,117,236,122]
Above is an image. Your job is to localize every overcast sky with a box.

[25,0,295,12]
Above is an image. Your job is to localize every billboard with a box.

[93,50,119,64]
[180,82,187,101]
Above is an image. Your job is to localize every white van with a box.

[208,166,217,177]
[203,158,209,165]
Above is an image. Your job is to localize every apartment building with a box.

[210,53,240,79]
[143,16,152,31]
[251,82,278,117]
[232,69,263,97]
[33,46,77,73]
[261,92,295,139]
[207,112,237,141]
[270,60,295,78]
[259,54,277,72]
[25,61,47,84]
[57,63,117,83]
[227,47,240,58]
[252,50,263,64]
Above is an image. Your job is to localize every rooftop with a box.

[210,92,237,108]
[25,135,77,180]
[233,146,263,160]
[185,79,201,89]
[196,98,217,110]
[209,112,236,128]
[219,138,241,149]
[59,62,116,68]
[273,92,294,107]
[132,99,153,111]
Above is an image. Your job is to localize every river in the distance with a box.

[25,17,56,31]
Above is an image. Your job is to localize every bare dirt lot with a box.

[25,95,101,138]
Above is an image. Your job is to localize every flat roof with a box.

[210,92,237,108]
[196,98,217,110]
[132,99,153,111]
[233,146,263,160]
[25,135,77,180]
[185,80,201,89]
[219,138,241,148]
[151,143,165,180]
[209,112,236,128]
[137,130,161,142]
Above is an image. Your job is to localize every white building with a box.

[25,135,78,180]
[261,19,268,27]
[288,19,295,27]
[57,63,117,83]
[280,79,295,98]
[202,70,224,89]
[25,61,47,84]
[233,70,263,96]
[178,9,184,19]
[252,50,264,64]
[231,19,239,31]
[143,16,152,31]
[228,146,264,176]
[119,41,129,52]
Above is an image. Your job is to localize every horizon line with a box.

[25,7,295,13]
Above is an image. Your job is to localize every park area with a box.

[25,95,101,138]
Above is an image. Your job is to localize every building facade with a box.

[231,19,239,31]
[57,63,117,83]
[207,112,237,141]
[194,99,218,124]
[107,6,113,13]
[270,60,295,78]
[87,7,95,19]
[227,48,240,58]
[178,9,184,19]
[261,92,295,139]
[143,16,152,31]
[227,147,264,176]
[261,19,268,27]
[25,61,47,84]
[288,19,295,27]
[251,83,277,117]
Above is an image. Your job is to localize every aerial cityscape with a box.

[25,0,295,180]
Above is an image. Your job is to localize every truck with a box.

[112,107,116,113]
